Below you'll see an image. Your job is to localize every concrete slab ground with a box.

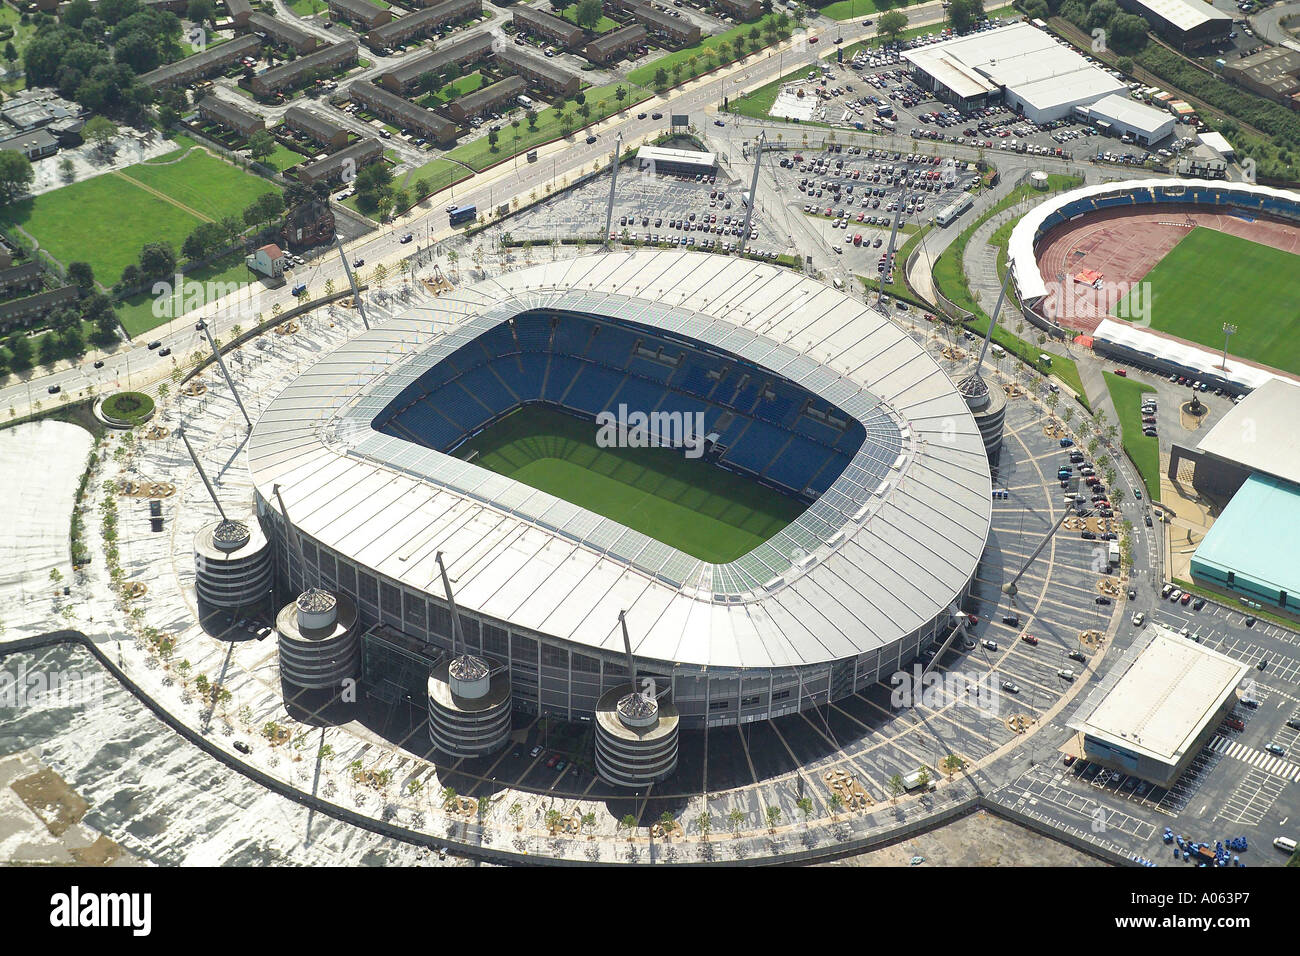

[816,808,1106,867]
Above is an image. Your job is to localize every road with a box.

[2,2,967,415]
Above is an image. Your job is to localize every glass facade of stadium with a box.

[256,494,962,729]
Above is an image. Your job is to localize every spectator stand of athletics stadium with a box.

[1005,178,1300,395]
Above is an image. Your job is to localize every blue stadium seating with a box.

[376,311,866,498]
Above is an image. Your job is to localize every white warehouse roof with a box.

[1069,626,1247,765]
[635,145,717,169]
[1125,0,1231,33]
[247,252,992,672]
[903,21,1125,113]
[1078,93,1176,139]
[1195,378,1300,484]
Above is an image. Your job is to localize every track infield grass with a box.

[458,404,806,563]
[1116,227,1300,376]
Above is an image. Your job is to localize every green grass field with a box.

[1116,227,1300,377]
[0,139,277,288]
[1103,372,1160,503]
[459,405,805,563]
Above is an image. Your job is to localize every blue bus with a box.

[448,204,477,226]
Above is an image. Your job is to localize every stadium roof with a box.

[1068,626,1247,765]
[247,252,992,671]
[902,21,1122,109]
[1091,318,1299,393]
[1196,378,1300,483]
[1192,472,1300,601]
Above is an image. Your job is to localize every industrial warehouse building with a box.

[1068,626,1248,788]
[902,21,1127,122]
[1163,379,1300,614]
[1223,46,1300,109]
[1116,0,1232,49]
[1074,92,1176,145]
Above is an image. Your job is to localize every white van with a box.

[1275,836,1297,853]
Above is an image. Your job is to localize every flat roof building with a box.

[376,33,493,93]
[585,24,648,66]
[141,34,263,90]
[445,76,527,124]
[198,94,266,138]
[1117,0,1232,48]
[327,0,393,30]
[295,136,383,184]
[1192,473,1300,614]
[251,42,358,98]
[283,105,352,151]
[1068,626,1249,787]
[635,144,717,175]
[348,82,459,145]
[1223,46,1300,107]
[365,0,483,51]
[246,11,320,54]
[496,45,580,98]
[1074,92,1176,145]
[0,128,58,160]
[902,21,1127,122]
[513,6,586,50]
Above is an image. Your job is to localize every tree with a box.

[764,805,781,831]
[525,108,538,129]
[613,85,626,103]
[574,0,602,31]
[67,261,95,295]
[139,242,177,281]
[1108,13,1149,53]
[0,149,34,205]
[84,115,119,155]
[620,813,637,841]
[508,801,523,831]
[696,811,712,840]
[879,10,908,43]
[946,0,983,33]
[6,332,32,372]
[487,128,499,151]
[727,808,746,835]
[828,792,844,818]
[796,796,813,826]
[942,754,962,780]
[247,129,275,163]
[653,67,669,90]
[887,773,904,803]
[915,767,931,790]
[187,0,215,23]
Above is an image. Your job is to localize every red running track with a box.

[1032,204,1300,334]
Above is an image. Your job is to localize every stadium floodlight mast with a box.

[874,185,908,313]
[1220,322,1237,373]
[194,318,252,431]
[738,130,765,255]
[177,427,227,523]
[435,550,466,657]
[272,483,306,590]
[602,131,624,249]
[1002,508,1074,597]
[334,234,371,330]
[972,267,1016,373]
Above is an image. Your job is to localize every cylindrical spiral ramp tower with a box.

[594,684,681,787]
[594,610,680,787]
[426,653,513,758]
[193,518,273,609]
[958,372,1007,461]
[276,588,360,689]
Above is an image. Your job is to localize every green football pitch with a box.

[1116,227,1300,376]
[459,405,807,564]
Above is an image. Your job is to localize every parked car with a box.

[147,340,162,349]
[1068,651,1088,664]
[400,233,413,243]
[93,360,104,369]
[1001,680,1020,694]
[47,384,60,394]
[1021,634,1039,646]
[1266,744,1286,757]
[981,639,998,651]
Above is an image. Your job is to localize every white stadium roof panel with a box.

[248,251,991,670]
[1195,378,1300,484]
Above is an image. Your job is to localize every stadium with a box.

[1008,179,1300,389]
[245,251,991,782]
